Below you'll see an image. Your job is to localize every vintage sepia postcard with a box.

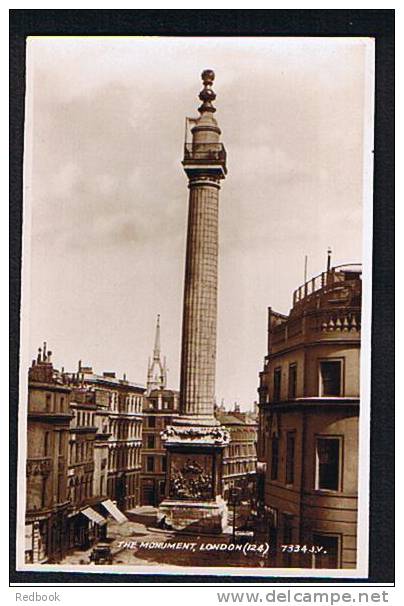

[16,35,375,578]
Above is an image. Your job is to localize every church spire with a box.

[147,314,167,394]
[153,314,161,360]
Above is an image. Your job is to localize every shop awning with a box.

[101,499,128,524]
[81,507,107,526]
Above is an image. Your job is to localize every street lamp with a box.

[228,486,241,543]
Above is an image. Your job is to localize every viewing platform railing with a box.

[292,264,362,306]
[183,142,227,164]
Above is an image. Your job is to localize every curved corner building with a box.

[258,264,361,569]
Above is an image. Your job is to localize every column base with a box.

[172,415,220,427]
[157,496,228,534]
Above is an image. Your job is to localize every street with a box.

[61,507,270,569]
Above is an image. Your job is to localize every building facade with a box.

[25,344,72,563]
[258,264,361,569]
[216,407,258,503]
[75,365,145,511]
[66,385,107,551]
[141,388,179,506]
[141,315,179,506]
[25,351,146,563]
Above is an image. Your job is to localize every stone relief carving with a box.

[169,456,213,500]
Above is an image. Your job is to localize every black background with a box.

[9,9,394,585]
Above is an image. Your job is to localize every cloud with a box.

[25,37,369,407]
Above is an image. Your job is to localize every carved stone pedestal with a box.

[158,497,228,534]
[158,425,229,533]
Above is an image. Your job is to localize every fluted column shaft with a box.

[179,178,220,423]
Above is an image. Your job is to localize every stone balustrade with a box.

[270,308,361,351]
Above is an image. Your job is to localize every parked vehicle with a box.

[89,543,113,565]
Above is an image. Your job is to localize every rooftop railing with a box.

[292,264,362,306]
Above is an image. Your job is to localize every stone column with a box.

[177,69,226,426]
[180,178,220,423]
[158,71,230,533]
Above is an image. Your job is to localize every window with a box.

[45,394,51,411]
[147,456,154,472]
[288,364,297,399]
[273,368,282,402]
[270,437,279,481]
[319,360,342,396]
[58,433,64,455]
[312,534,340,569]
[147,435,155,449]
[44,432,50,456]
[162,456,167,472]
[148,416,156,428]
[315,437,341,491]
[285,432,296,485]
[57,474,63,502]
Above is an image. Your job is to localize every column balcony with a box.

[182,143,227,177]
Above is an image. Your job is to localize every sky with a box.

[23,37,372,410]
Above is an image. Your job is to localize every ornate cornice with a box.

[161,424,230,446]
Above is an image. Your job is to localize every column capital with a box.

[188,177,221,190]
